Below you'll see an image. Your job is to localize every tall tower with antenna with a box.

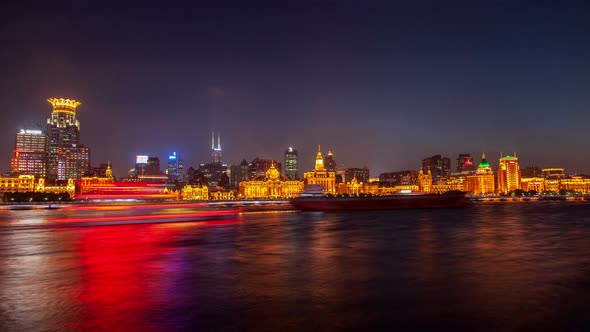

[211,131,222,164]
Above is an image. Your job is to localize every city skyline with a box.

[2,1,590,176]
[4,103,590,179]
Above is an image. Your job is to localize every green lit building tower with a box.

[284,147,298,179]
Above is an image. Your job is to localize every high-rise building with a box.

[135,155,148,176]
[166,152,184,182]
[211,131,222,164]
[324,150,337,172]
[10,129,47,178]
[456,154,476,174]
[497,154,521,194]
[284,147,299,180]
[378,170,417,187]
[146,156,161,175]
[230,159,250,188]
[466,153,495,195]
[46,98,90,181]
[422,155,451,180]
[303,145,336,194]
[57,144,90,180]
[249,158,282,180]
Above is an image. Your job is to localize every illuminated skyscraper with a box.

[135,155,148,176]
[211,131,222,164]
[497,154,521,194]
[10,129,47,178]
[284,147,298,179]
[167,152,184,182]
[46,98,90,181]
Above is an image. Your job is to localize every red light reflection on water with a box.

[67,224,183,330]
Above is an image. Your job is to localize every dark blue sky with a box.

[1,0,589,177]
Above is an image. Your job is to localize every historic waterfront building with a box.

[303,146,336,194]
[181,184,209,200]
[418,169,433,193]
[46,98,90,181]
[239,162,304,199]
[11,129,47,178]
[497,154,521,194]
[0,174,36,196]
[284,147,299,180]
[465,153,495,195]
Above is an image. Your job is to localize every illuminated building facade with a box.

[239,162,304,199]
[336,177,379,195]
[0,174,36,196]
[520,177,545,192]
[166,152,184,182]
[456,153,476,174]
[11,129,47,178]
[542,168,566,179]
[46,98,90,181]
[497,155,521,194]
[465,153,495,195]
[181,184,209,200]
[422,155,451,180]
[418,169,433,193]
[284,147,298,180]
[303,146,336,194]
[57,144,90,180]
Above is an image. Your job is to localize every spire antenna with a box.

[217,131,221,150]
[211,131,214,149]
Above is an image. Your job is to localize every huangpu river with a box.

[1,202,589,331]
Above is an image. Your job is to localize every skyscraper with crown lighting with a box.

[46,98,90,181]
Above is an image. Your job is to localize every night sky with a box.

[2,0,590,177]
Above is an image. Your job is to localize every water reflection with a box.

[0,203,589,331]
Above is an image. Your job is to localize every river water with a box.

[0,202,589,331]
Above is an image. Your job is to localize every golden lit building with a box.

[37,178,76,197]
[465,153,495,195]
[497,154,521,194]
[418,169,433,193]
[0,174,36,196]
[239,162,304,199]
[336,177,379,195]
[520,177,545,192]
[182,185,209,200]
[304,146,336,194]
[558,177,590,193]
[209,189,235,200]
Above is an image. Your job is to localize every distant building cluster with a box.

[3,97,590,200]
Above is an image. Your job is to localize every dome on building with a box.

[478,153,490,168]
[265,162,280,181]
